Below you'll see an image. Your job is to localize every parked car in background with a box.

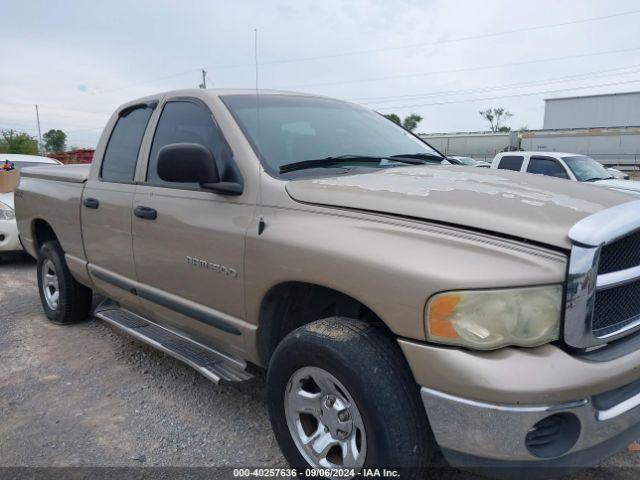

[0,154,61,253]
[607,167,630,180]
[447,155,491,167]
[491,151,640,194]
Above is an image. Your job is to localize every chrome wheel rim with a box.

[284,366,366,473]
[41,259,60,310]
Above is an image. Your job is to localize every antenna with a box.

[199,69,207,89]
[254,28,259,92]
[35,104,43,154]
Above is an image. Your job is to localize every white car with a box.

[447,155,491,168]
[0,154,62,252]
[490,151,640,195]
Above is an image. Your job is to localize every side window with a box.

[527,157,569,179]
[101,106,153,182]
[497,155,524,171]
[146,100,234,188]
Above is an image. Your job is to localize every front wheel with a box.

[267,318,436,476]
[37,240,92,324]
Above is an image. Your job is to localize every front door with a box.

[82,104,154,307]
[132,98,251,353]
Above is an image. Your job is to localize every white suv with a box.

[490,151,640,195]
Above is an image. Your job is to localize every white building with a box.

[543,91,640,129]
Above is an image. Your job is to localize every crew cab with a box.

[491,151,640,194]
[14,89,640,476]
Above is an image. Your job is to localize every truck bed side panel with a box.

[15,177,91,286]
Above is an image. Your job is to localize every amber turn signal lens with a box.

[427,294,460,338]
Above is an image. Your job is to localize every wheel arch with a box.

[32,218,59,252]
[257,281,393,365]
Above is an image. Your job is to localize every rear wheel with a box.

[37,240,92,324]
[267,317,436,477]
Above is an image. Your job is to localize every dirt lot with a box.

[1,255,639,478]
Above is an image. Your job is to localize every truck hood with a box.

[285,166,636,249]
[0,191,14,209]
[594,178,640,195]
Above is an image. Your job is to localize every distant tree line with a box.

[0,128,67,154]
[383,113,424,132]
[382,107,517,134]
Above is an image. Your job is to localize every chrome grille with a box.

[598,230,640,274]
[593,279,640,336]
[564,200,640,349]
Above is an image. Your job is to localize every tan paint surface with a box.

[399,339,640,404]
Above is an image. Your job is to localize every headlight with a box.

[0,201,15,221]
[425,285,562,350]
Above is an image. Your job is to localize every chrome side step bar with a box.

[94,303,252,383]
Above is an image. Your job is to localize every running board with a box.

[94,304,252,383]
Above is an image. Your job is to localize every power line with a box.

[204,9,640,69]
[350,64,640,104]
[373,78,640,110]
[280,46,640,89]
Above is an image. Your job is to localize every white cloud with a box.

[2,0,640,146]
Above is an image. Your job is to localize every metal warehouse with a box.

[543,91,640,129]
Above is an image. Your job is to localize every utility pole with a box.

[199,69,207,89]
[35,104,43,154]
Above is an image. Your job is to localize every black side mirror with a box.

[157,143,220,184]
[156,142,243,196]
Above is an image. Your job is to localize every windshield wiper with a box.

[582,176,613,182]
[390,153,444,161]
[279,154,426,173]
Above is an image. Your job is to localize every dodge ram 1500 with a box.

[14,89,640,476]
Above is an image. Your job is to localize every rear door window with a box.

[527,157,569,179]
[497,155,524,171]
[101,106,153,182]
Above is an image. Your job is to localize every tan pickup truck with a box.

[14,88,640,476]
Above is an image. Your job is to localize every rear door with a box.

[526,156,570,179]
[495,154,525,172]
[82,103,155,306]
[131,97,251,352]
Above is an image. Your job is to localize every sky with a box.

[2,0,640,148]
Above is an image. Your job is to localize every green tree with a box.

[383,113,401,125]
[402,113,423,132]
[479,108,513,132]
[498,126,511,132]
[0,129,39,155]
[383,113,423,131]
[43,129,67,152]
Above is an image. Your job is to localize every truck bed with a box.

[15,164,89,272]
[20,164,90,183]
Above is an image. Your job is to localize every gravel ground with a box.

[1,254,639,479]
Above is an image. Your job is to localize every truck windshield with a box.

[562,155,613,182]
[221,94,442,176]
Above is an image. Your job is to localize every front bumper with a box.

[421,384,640,467]
[0,218,22,252]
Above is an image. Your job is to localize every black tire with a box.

[267,317,437,476]
[37,240,92,324]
